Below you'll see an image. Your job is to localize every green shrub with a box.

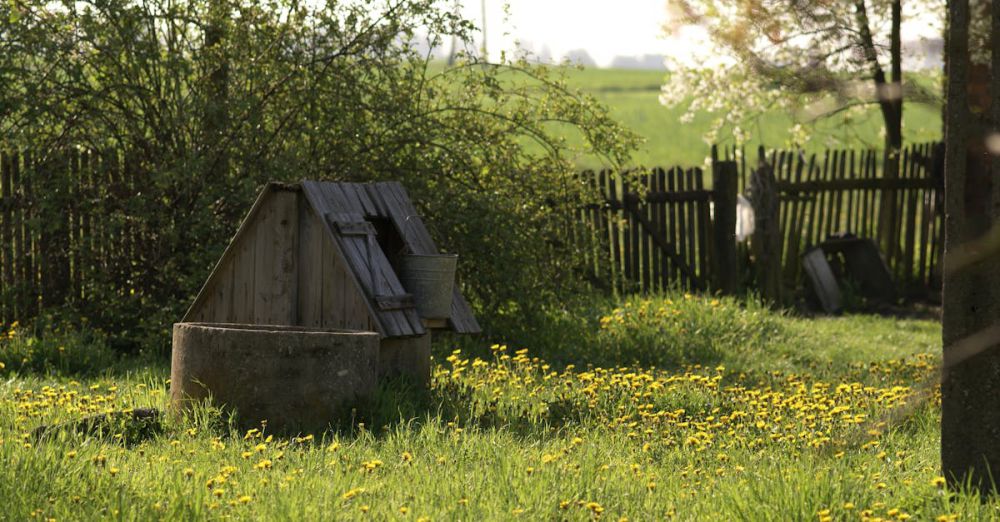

[0,322,116,376]
[1,0,638,350]
[592,293,783,368]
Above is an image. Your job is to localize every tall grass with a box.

[1,295,992,521]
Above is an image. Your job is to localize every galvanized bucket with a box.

[400,254,458,319]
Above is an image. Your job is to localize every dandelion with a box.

[239,495,252,505]
[931,476,946,487]
[342,488,365,500]
[399,506,409,515]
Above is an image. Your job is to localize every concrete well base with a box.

[170,323,379,432]
[378,334,431,387]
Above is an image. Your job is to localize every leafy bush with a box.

[592,293,783,368]
[0,321,117,375]
[1,0,638,348]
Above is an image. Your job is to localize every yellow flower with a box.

[342,488,365,500]
[401,451,413,463]
[399,506,409,515]
[238,495,252,505]
[931,476,946,487]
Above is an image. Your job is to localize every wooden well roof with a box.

[183,180,480,339]
[301,180,480,337]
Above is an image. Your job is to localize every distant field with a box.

[555,67,942,168]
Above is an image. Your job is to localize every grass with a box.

[1,294,995,521]
[512,66,943,168]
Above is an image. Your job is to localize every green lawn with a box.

[1,294,993,521]
[555,67,942,168]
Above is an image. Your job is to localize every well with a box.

[170,323,379,432]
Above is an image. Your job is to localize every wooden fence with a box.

[576,166,721,294]
[0,142,946,324]
[0,148,143,324]
[579,142,944,299]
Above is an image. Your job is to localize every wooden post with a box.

[711,158,739,294]
[749,150,783,305]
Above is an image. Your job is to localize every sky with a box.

[446,0,943,70]
[453,0,688,67]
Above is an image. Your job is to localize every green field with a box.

[1,294,993,520]
[556,68,942,168]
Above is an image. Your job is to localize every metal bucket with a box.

[400,254,458,319]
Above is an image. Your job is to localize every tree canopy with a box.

[660,0,945,150]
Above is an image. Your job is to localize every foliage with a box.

[659,0,944,149]
[593,293,781,368]
[0,321,117,375]
[1,308,996,520]
[0,0,639,346]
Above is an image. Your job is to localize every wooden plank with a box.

[666,168,679,285]
[375,293,415,311]
[297,197,324,327]
[619,174,633,287]
[918,144,934,287]
[902,145,919,286]
[232,198,258,322]
[319,228,341,329]
[1,150,11,322]
[782,152,807,286]
[604,171,621,293]
[341,183,378,217]
[628,176,641,289]
[812,150,828,246]
[254,189,299,325]
[832,149,847,236]
[845,149,856,233]
[363,183,389,217]
[776,151,790,264]
[11,150,25,313]
[684,168,697,291]
[646,172,659,291]
[694,168,710,287]
[656,169,669,289]
[22,150,36,317]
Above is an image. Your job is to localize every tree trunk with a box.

[941,0,1000,494]
[203,0,229,180]
[856,0,904,257]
